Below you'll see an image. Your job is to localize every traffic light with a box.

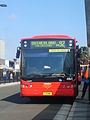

[16,47,21,58]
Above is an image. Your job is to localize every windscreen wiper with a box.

[52,73,66,77]
[26,73,69,78]
[42,73,68,78]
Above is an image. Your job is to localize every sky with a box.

[0,0,87,60]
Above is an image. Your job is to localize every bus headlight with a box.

[21,84,25,88]
[71,84,74,88]
[63,84,66,88]
[26,85,28,88]
[30,85,32,88]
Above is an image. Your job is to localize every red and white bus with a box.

[17,35,81,97]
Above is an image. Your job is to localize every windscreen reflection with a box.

[21,49,75,78]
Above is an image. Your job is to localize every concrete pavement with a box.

[0,84,73,120]
[0,81,90,120]
[67,82,90,120]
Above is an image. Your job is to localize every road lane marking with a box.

[0,82,20,88]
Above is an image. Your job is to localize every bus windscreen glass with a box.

[21,39,75,80]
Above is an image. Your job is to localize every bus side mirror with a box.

[76,46,79,55]
[16,47,21,58]
[76,47,81,58]
[76,45,79,50]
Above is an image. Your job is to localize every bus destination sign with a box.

[31,41,65,48]
[22,39,74,49]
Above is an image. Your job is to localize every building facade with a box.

[0,39,5,59]
[0,40,5,65]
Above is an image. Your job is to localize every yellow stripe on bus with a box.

[49,49,70,52]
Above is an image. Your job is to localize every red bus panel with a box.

[21,80,77,97]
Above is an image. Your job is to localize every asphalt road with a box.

[0,84,74,120]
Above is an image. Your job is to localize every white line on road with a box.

[0,82,20,88]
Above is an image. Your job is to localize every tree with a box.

[80,47,88,64]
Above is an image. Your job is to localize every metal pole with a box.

[88,48,90,59]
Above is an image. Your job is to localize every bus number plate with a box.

[43,92,52,96]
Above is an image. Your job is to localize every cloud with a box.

[8,13,17,20]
